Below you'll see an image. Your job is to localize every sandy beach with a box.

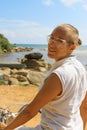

[0,85,41,128]
[0,85,87,130]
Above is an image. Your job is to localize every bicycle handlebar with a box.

[0,103,28,125]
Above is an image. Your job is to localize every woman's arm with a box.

[0,122,7,130]
[80,92,87,130]
[4,73,62,130]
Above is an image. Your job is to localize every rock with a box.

[16,75,28,82]
[25,52,43,60]
[27,70,46,86]
[0,52,52,86]
[8,77,19,85]
[38,67,47,72]
[3,74,10,81]
[0,63,26,69]
[22,59,52,71]
[13,70,28,77]
[0,67,11,75]
[12,46,33,52]
[10,69,18,74]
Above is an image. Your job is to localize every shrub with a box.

[0,80,5,85]
[0,33,13,53]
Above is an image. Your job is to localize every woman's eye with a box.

[58,39,63,43]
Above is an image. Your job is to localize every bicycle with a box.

[0,103,28,125]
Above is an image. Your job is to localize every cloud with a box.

[60,0,87,11]
[42,0,87,9]
[0,19,86,45]
[60,0,82,6]
[82,0,87,10]
[42,0,54,6]
[0,19,51,44]
[83,4,87,10]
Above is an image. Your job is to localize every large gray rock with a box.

[27,70,46,86]
[12,70,28,77]
[22,59,52,72]
[25,52,43,60]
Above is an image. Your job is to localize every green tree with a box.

[0,33,13,53]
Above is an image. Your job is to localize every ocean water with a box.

[0,44,87,66]
[15,43,47,48]
[0,44,53,64]
[73,45,87,65]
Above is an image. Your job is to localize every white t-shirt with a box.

[40,56,87,130]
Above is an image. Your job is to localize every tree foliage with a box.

[0,33,13,53]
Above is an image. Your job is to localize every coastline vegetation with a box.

[0,33,13,54]
[0,80,5,85]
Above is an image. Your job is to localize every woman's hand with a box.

[0,122,7,130]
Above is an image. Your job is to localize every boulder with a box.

[8,77,19,85]
[25,52,43,60]
[22,59,52,72]
[3,74,10,81]
[12,70,28,77]
[27,70,46,86]
[16,75,28,82]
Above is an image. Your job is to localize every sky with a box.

[0,0,87,45]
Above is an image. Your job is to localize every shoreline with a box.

[0,47,54,64]
[0,45,87,65]
[0,49,87,65]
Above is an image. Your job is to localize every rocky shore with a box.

[1,45,87,87]
[0,46,52,86]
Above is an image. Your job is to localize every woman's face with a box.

[47,27,75,61]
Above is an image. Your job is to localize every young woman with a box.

[2,24,87,130]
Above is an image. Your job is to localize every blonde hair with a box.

[58,24,82,46]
